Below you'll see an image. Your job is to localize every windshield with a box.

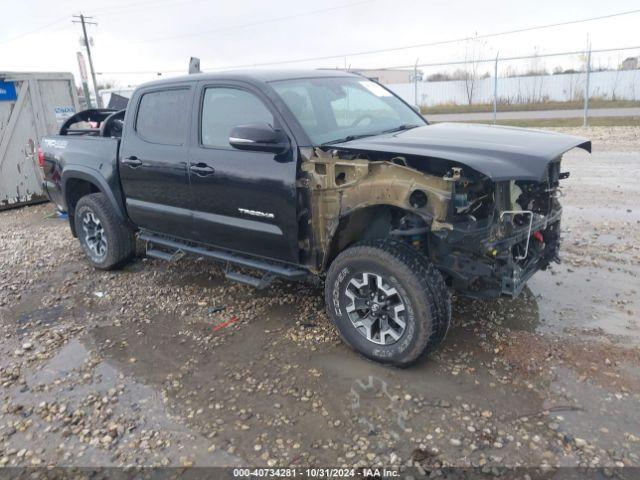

[270,76,425,145]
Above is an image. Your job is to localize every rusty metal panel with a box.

[0,72,79,210]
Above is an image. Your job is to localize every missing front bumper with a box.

[431,210,562,298]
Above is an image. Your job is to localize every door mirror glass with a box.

[229,123,289,154]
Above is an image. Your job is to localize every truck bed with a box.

[41,108,126,213]
[41,135,121,213]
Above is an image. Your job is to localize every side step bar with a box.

[139,231,308,282]
[225,271,274,289]
[146,248,181,262]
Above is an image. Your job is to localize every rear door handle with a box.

[190,163,215,176]
[122,156,143,167]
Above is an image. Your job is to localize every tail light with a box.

[38,147,45,168]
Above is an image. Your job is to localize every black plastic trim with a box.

[139,231,308,280]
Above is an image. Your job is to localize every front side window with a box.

[271,77,424,145]
[201,87,274,149]
[136,88,190,145]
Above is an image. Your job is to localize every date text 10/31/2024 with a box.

[232,468,400,478]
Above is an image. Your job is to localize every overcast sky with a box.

[2,0,639,87]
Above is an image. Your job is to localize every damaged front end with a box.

[299,125,590,298]
[430,161,567,297]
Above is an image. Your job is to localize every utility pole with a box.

[414,58,419,108]
[493,52,499,125]
[583,40,592,128]
[73,14,103,108]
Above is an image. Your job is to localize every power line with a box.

[97,44,640,76]
[382,45,640,70]
[0,0,210,48]
[135,0,377,43]
[0,16,69,45]
[93,0,210,16]
[196,7,640,70]
[95,7,640,75]
[98,68,183,75]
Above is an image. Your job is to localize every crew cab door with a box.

[119,85,194,236]
[187,81,299,263]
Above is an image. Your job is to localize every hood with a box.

[331,123,591,181]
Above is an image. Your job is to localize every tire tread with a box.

[325,238,451,367]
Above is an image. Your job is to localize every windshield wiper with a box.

[380,123,421,134]
[321,124,421,146]
[321,133,378,146]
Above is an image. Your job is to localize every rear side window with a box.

[136,88,190,145]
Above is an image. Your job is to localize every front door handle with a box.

[190,163,215,176]
[122,156,143,167]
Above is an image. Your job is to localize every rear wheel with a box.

[325,239,451,367]
[74,193,135,270]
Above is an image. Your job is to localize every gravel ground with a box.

[0,126,639,472]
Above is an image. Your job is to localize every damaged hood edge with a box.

[330,123,591,182]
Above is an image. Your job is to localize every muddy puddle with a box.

[6,335,241,467]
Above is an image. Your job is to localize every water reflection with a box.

[454,286,542,333]
[349,376,408,442]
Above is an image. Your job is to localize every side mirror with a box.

[229,123,289,154]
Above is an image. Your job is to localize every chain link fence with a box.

[384,45,640,126]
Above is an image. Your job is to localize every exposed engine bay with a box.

[299,144,574,298]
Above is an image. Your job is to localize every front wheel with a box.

[74,193,135,270]
[325,239,451,367]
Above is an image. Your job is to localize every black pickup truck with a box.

[40,70,590,366]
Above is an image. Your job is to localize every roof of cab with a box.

[138,69,360,89]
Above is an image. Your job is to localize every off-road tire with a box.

[383,238,452,346]
[74,193,135,270]
[325,239,451,367]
